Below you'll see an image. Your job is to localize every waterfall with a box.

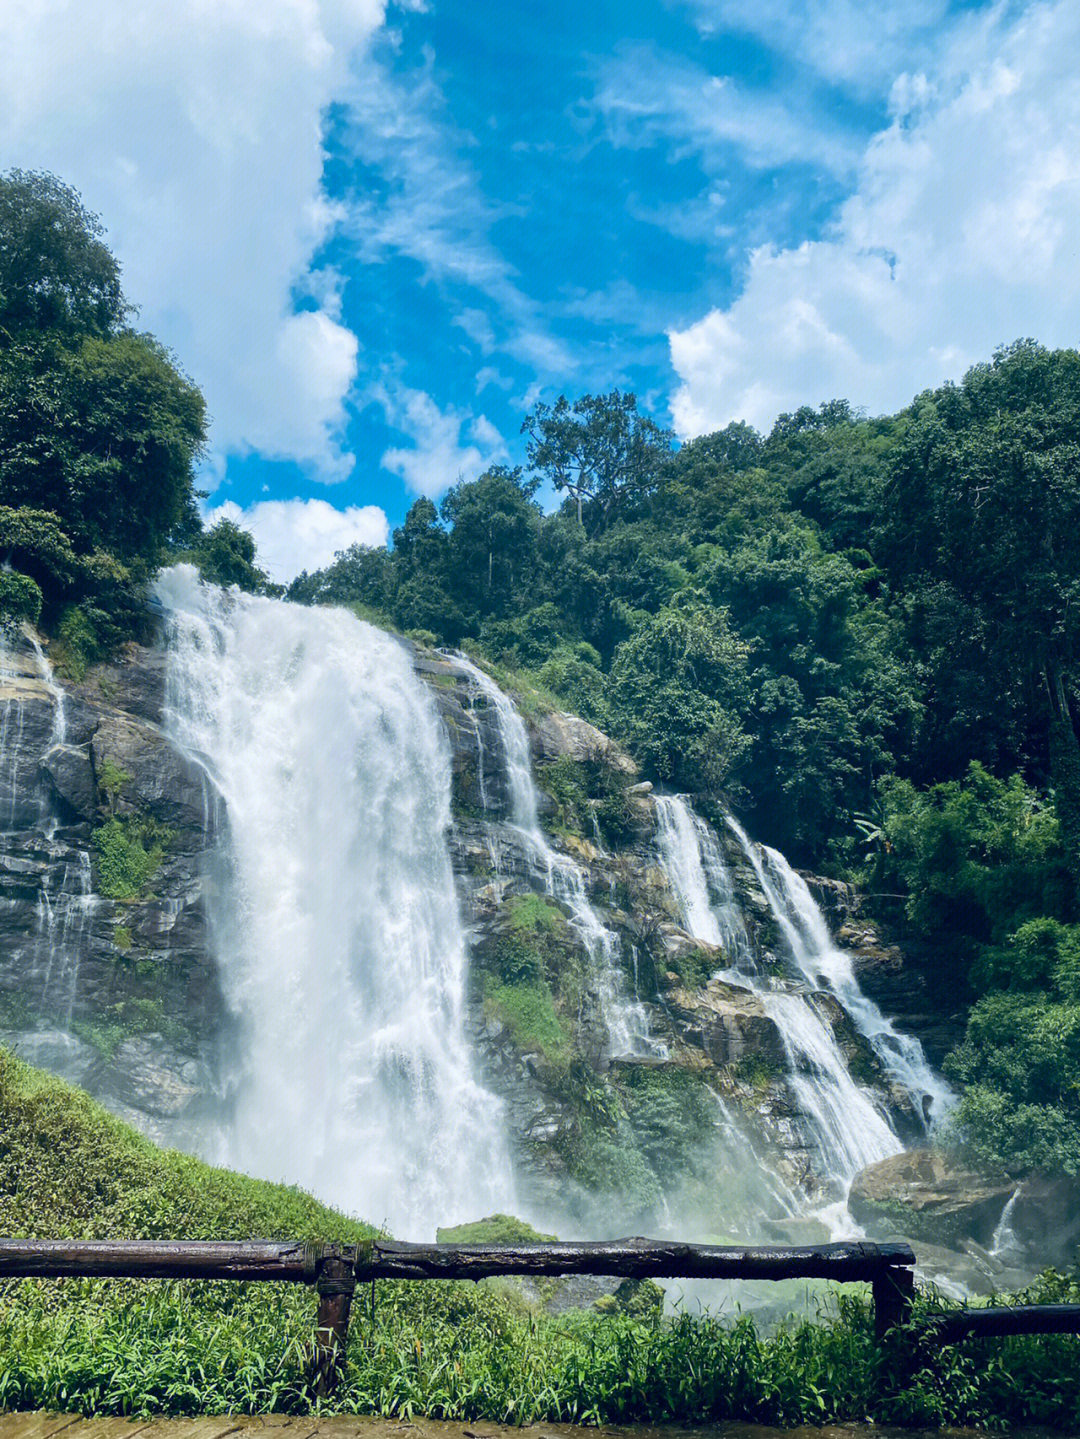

[0,630,95,1020]
[747,838,954,1128]
[654,794,751,965]
[655,795,901,1204]
[37,849,95,1024]
[155,567,513,1239]
[454,655,656,1060]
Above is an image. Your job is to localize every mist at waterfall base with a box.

[155,567,513,1240]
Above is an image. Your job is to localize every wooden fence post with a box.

[311,1249,356,1398]
[873,1263,915,1343]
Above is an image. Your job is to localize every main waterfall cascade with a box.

[654,793,952,1227]
[154,568,514,1238]
[453,654,658,1061]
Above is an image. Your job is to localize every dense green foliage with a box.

[0,170,270,652]
[3,1048,1080,1429]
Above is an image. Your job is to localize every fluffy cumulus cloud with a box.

[0,0,384,478]
[376,382,508,497]
[668,0,1080,436]
[205,499,389,584]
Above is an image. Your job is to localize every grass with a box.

[0,1047,372,1243]
[1,1047,1080,1429]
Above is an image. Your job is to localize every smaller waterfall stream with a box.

[655,795,904,1213]
[0,631,96,1019]
[743,835,954,1128]
[455,656,657,1059]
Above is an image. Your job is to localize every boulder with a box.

[532,711,637,775]
[1008,1172,1080,1269]
[0,1029,101,1089]
[849,1148,1015,1248]
[666,976,786,1070]
[41,742,96,820]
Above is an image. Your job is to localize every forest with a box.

[286,354,1080,1184]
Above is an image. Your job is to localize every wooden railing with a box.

[0,1235,1076,1397]
[0,1236,916,1393]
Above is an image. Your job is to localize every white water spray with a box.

[155,568,513,1238]
[455,655,657,1059]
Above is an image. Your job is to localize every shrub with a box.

[92,815,169,900]
[0,570,42,634]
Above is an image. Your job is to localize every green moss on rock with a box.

[436,1214,558,1244]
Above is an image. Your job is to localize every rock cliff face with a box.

[0,635,225,1144]
[0,623,924,1237]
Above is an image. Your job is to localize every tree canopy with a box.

[0,168,269,656]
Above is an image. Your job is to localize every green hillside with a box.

[0,1048,373,1243]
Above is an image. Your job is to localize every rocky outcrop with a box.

[1003,1172,1080,1270]
[0,630,225,1145]
[531,711,637,774]
[664,976,785,1069]
[809,878,966,1068]
[849,1149,1015,1248]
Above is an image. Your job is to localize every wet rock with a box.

[666,976,786,1069]
[0,1028,101,1089]
[532,710,637,774]
[41,742,96,820]
[95,1035,210,1125]
[75,641,168,727]
[1008,1172,1080,1269]
[849,1148,1015,1248]
[90,713,213,841]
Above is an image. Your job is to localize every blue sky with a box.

[3,0,1080,578]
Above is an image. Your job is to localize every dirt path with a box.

[0,1411,1065,1439]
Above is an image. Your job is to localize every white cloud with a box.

[376,381,508,497]
[684,0,953,91]
[205,499,389,583]
[595,46,859,175]
[342,45,577,378]
[668,1,1080,436]
[0,0,384,478]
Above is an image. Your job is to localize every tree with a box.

[287,542,396,611]
[441,466,540,622]
[0,331,206,563]
[0,506,78,589]
[190,519,273,594]
[0,171,125,340]
[609,599,750,793]
[884,341,1080,885]
[522,391,673,531]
